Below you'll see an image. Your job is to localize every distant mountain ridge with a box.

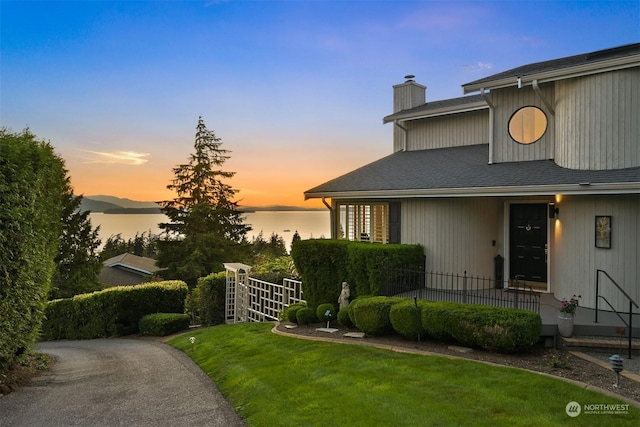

[81,195,324,213]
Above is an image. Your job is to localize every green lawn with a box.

[168,323,639,427]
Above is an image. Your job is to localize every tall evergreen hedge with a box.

[290,239,424,309]
[0,129,67,371]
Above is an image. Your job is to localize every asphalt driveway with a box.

[0,338,245,426]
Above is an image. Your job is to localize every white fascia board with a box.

[305,182,640,200]
[108,262,153,275]
[463,56,640,94]
[382,103,488,124]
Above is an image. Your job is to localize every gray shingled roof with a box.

[383,94,486,123]
[305,144,640,199]
[463,43,640,90]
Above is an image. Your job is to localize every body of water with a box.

[89,210,331,251]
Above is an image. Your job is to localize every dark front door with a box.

[510,203,547,283]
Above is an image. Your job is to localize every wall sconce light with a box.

[549,203,559,219]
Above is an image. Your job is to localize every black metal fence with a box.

[380,267,540,313]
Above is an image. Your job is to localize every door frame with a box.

[503,200,551,293]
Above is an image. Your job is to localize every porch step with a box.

[560,336,640,351]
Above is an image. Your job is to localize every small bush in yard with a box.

[350,296,405,336]
[285,303,307,323]
[296,308,317,325]
[337,307,353,327]
[139,313,191,336]
[316,303,336,323]
[390,299,425,340]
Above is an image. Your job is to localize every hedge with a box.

[195,272,226,326]
[346,243,425,296]
[290,239,424,310]
[420,301,541,353]
[0,130,66,371]
[139,313,191,336]
[389,299,425,340]
[290,239,351,310]
[349,296,405,336]
[41,281,188,340]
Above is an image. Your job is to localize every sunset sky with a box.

[2,1,638,208]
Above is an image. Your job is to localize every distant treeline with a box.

[103,208,163,214]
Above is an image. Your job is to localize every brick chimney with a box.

[393,75,426,113]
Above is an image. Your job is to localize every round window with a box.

[508,106,547,144]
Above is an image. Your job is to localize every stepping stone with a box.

[344,332,366,338]
[448,345,473,353]
[316,327,339,333]
[284,324,298,329]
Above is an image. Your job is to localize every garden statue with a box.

[338,282,350,309]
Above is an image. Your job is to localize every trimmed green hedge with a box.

[139,313,191,336]
[420,301,541,353]
[0,130,67,371]
[290,239,350,310]
[290,239,424,310]
[316,303,337,323]
[346,296,541,353]
[296,307,317,325]
[285,302,307,323]
[337,307,353,327]
[41,281,188,340]
[195,272,226,326]
[349,296,405,336]
[389,299,425,340]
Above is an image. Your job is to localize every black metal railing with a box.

[381,267,540,313]
[595,269,639,359]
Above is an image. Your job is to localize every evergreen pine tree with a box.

[50,189,102,299]
[157,117,250,286]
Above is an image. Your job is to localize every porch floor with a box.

[540,293,640,339]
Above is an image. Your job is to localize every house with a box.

[305,43,639,312]
[99,253,160,287]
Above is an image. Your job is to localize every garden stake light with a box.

[609,354,624,388]
[190,336,196,353]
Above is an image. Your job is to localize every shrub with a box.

[41,281,188,340]
[0,130,66,371]
[296,308,317,325]
[350,296,404,336]
[346,243,424,296]
[390,299,425,340]
[421,302,458,341]
[337,307,353,327]
[285,302,307,323]
[421,301,541,353]
[196,272,226,326]
[139,313,191,336]
[291,239,351,310]
[316,303,337,323]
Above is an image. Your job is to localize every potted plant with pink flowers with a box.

[558,295,581,337]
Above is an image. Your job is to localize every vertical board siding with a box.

[555,68,640,170]
[552,195,639,311]
[405,110,489,151]
[492,86,554,163]
[401,198,501,277]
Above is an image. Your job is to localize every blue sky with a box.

[1,0,638,206]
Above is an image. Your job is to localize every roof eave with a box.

[305,182,640,200]
[463,55,640,94]
[382,102,489,124]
